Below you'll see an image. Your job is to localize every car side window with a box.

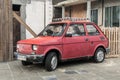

[78,24,86,36]
[86,24,100,36]
[66,24,85,36]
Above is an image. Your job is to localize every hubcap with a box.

[97,50,104,62]
[51,56,58,69]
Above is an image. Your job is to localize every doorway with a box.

[12,4,21,52]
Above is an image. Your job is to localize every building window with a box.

[53,7,62,18]
[105,6,120,27]
[91,9,98,25]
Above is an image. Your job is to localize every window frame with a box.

[86,24,100,36]
[91,9,98,25]
[105,6,120,27]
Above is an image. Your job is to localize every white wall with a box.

[45,0,53,26]
[26,0,53,39]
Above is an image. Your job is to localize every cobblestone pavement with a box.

[0,58,120,80]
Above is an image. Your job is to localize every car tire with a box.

[94,48,105,63]
[45,52,58,71]
[21,61,33,66]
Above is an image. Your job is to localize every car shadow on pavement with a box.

[58,58,93,68]
[18,58,93,72]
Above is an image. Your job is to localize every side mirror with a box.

[65,34,72,37]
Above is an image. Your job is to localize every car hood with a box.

[17,36,62,45]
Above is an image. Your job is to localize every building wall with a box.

[91,0,120,26]
[13,0,53,39]
[104,0,120,7]
[45,0,53,25]
[26,0,53,39]
[53,0,66,5]
[65,3,87,18]
[26,0,45,38]
[12,0,30,40]
[71,3,86,18]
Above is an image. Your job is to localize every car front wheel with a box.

[94,48,105,63]
[45,52,58,71]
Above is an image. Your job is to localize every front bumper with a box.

[105,48,110,54]
[14,52,45,63]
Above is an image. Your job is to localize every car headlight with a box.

[32,45,38,50]
[17,44,19,49]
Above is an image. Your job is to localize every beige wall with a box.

[71,3,87,18]
[65,3,87,18]
[65,7,71,17]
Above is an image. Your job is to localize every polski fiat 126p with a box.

[16,18,110,71]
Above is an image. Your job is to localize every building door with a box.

[13,5,21,52]
[91,9,98,25]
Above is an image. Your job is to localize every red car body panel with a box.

[18,36,61,45]
[17,36,63,55]
[17,44,33,54]
[62,36,90,59]
[17,21,109,61]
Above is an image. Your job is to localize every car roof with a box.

[51,17,95,24]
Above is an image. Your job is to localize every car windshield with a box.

[38,23,66,36]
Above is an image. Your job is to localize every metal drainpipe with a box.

[44,0,46,27]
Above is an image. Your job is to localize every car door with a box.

[62,23,89,59]
[85,24,101,56]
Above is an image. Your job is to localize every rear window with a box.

[86,24,100,36]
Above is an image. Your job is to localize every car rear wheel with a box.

[21,61,33,66]
[94,48,105,63]
[45,52,58,71]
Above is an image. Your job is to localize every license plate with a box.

[17,55,26,61]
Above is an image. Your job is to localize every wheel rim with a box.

[97,50,104,62]
[51,56,58,70]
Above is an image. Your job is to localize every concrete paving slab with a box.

[0,58,120,80]
[0,62,9,70]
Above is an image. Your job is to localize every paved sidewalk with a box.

[0,58,120,80]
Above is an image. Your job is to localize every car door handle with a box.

[85,38,89,41]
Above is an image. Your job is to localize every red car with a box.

[16,18,109,71]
